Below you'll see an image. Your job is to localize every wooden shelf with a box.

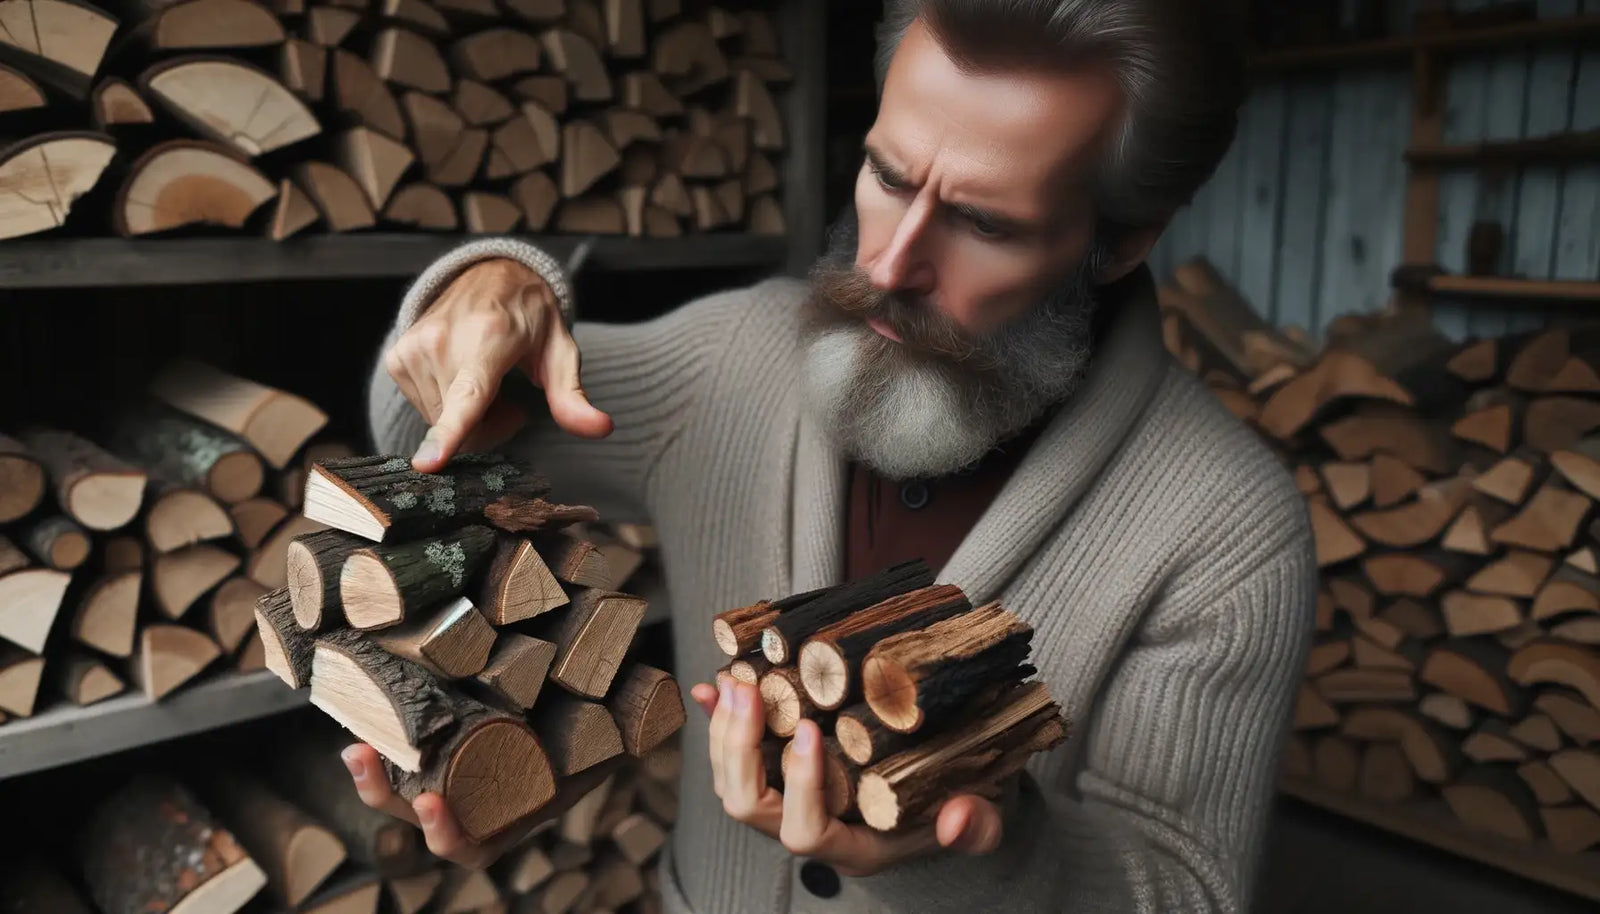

[1406,130,1600,168]
[1250,14,1600,73]
[0,670,309,780]
[1392,268,1600,305]
[1280,777,1600,904]
[0,233,789,289]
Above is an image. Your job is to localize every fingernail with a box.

[718,680,730,706]
[795,724,816,754]
[341,747,365,779]
[413,437,439,465]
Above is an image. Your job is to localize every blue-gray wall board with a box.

[1149,0,1600,342]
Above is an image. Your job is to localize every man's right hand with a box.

[383,257,614,473]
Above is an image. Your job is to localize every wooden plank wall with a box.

[1148,0,1600,342]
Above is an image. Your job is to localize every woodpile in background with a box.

[710,559,1071,831]
[1160,256,1600,863]
[0,0,793,240]
[0,358,345,723]
[0,716,680,914]
[257,449,684,883]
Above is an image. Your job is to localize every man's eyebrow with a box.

[862,143,910,184]
[864,141,1043,234]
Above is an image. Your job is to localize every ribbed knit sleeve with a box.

[849,530,1317,914]
[365,238,764,522]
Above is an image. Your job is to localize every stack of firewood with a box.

[0,717,680,913]
[0,0,792,240]
[1160,256,1600,858]
[0,358,347,723]
[254,449,686,893]
[709,560,1071,830]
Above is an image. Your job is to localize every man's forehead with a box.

[872,17,1121,217]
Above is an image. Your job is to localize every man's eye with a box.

[870,165,900,191]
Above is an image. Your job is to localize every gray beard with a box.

[798,214,1107,481]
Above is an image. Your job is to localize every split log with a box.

[561,120,620,197]
[294,160,378,231]
[857,681,1068,831]
[1319,403,1457,475]
[308,627,457,771]
[1441,767,1542,843]
[279,37,325,102]
[728,653,770,685]
[21,514,88,569]
[382,0,448,32]
[302,454,572,542]
[453,78,515,126]
[247,513,328,590]
[463,191,522,232]
[373,595,498,678]
[604,662,684,756]
[541,28,611,101]
[0,132,117,241]
[1348,475,1469,548]
[18,427,145,529]
[555,194,626,233]
[749,194,784,234]
[386,870,443,914]
[537,533,611,588]
[0,0,118,96]
[255,586,313,688]
[286,527,367,629]
[1507,640,1600,711]
[108,402,265,505]
[760,561,935,664]
[1490,483,1592,552]
[401,90,464,164]
[331,48,407,140]
[188,772,347,908]
[861,601,1034,734]
[210,576,268,652]
[133,623,222,699]
[0,432,43,522]
[1519,758,1574,804]
[267,177,319,239]
[149,360,327,470]
[1525,396,1600,454]
[71,569,140,657]
[140,56,320,156]
[451,27,543,81]
[0,646,44,716]
[612,811,666,865]
[653,20,726,93]
[0,61,44,113]
[530,691,624,776]
[1506,329,1600,394]
[336,126,415,209]
[384,182,457,229]
[307,5,360,45]
[1309,499,1365,566]
[1419,691,1474,730]
[1543,805,1600,853]
[144,483,233,554]
[489,109,554,174]
[77,774,267,914]
[733,69,783,151]
[1357,742,1415,802]
[1462,720,1529,763]
[1314,667,1415,703]
[472,631,556,709]
[371,26,449,93]
[513,73,568,112]
[798,583,971,712]
[338,525,497,630]
[623,70,681,116]
[1533,566,1600,620]
[151,542,239,619]
[0,562,69,653]
[512,169,559,229]
[1509,713,1563,753]
[1420,641,1525,716]
[523,587,647,698]
[383,703,558,842]
[745,152,778,195]
[475,534,567,624]
[1441,591,1524,636]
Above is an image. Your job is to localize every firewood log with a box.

[383,702,559,842]
[0,432,44,522]
[149,361,327,470]
[604,662,684,756]
[530,691,623,776]
[760,560,935,664]
[150,542,239,620]
[472,631,556,709]
[256,586,313,689]
[452,77,515,125]
[757,665,813,738]
[77,774,267,914]
[384,182,458,229]
[0,0,118,98]
[1441,766,1542,843]
[728,653,770,685]
[187,771,348,908]
[20,514,88,569]
[71,568,140,657]
[331,48,406,140]
[286,527,365,629]
[133,623,222,699]
[386,869,443,914]
[798,583,971,712]
[106,402,266,505]
[463,191,523,232]
[339,525,497,630]
[0,646,44,716]
[140,55,320,156]
[18,427,145,529]
[1420,640,1526,717]
[522,587,646,698]
[209,576,268,652]
[0,130,116,240]
[302,453,588,542]
[856,681,1068,831]
[476,534,568,624]
[1507,640,1600,711]
[309,628,460,770]
[542,27,611,100]
[336,125,415,209]
[373,594,498,678]
[861,601,1034,735]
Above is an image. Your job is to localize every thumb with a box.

[935,795,1003,855]
[528,321,612,439]
[415,364,498,472]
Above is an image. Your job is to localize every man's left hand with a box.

[689,679,1004,878]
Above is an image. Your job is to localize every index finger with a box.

[415,363,498,472]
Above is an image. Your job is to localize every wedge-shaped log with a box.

[309,628,457,771]
[524,587,647,698]
[531,691,624,776]
[605,662,684,757]
[339,525,497,630]
[141,56,319,156]
[374,595,497,678]
[0,132,116,241]
[256,586,313,689]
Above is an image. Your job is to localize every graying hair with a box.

[874,0,1246,233]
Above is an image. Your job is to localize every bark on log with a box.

[303,454,568,542]
[78,775,266,914]
[761,561,936,664]
[476,534,567,624]
[286,527,367,630]
[256,586,314,689]
[861,601,1035,734]
[18,427,145,530]
[188,772,347,908]
[309,627,458,771]
[148,360,327,470]
[107,402,265,505]
[21,514,89,569]
[338,524,497,630]
[798,583,971,711]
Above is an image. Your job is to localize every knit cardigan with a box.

[366,238,1319,914]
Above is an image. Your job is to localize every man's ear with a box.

[1095,224,1166,285]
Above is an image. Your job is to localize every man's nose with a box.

[868,196,936,294]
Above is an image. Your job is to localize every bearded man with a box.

[343,2,1318,912]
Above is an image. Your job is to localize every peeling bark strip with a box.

[78,773,266,914]
[303,453,556,542]
[760,560,936,664]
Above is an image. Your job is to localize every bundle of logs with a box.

[709,559,1071,831]
[252,449,685,891]
[1160,256,1600,861]
[0,717,681,914]
[0,358,346,723]
[0,0,792,240]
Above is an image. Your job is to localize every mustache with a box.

[806,262,979,363]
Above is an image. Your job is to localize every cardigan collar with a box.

[788,263,1171,603]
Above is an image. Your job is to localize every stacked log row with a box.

[0,717,682,914]
[259,449,687,867]
[0,0,794,241]
[1160,256,1600,862]
[0,358,343,723]
[709,560,1071,831]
